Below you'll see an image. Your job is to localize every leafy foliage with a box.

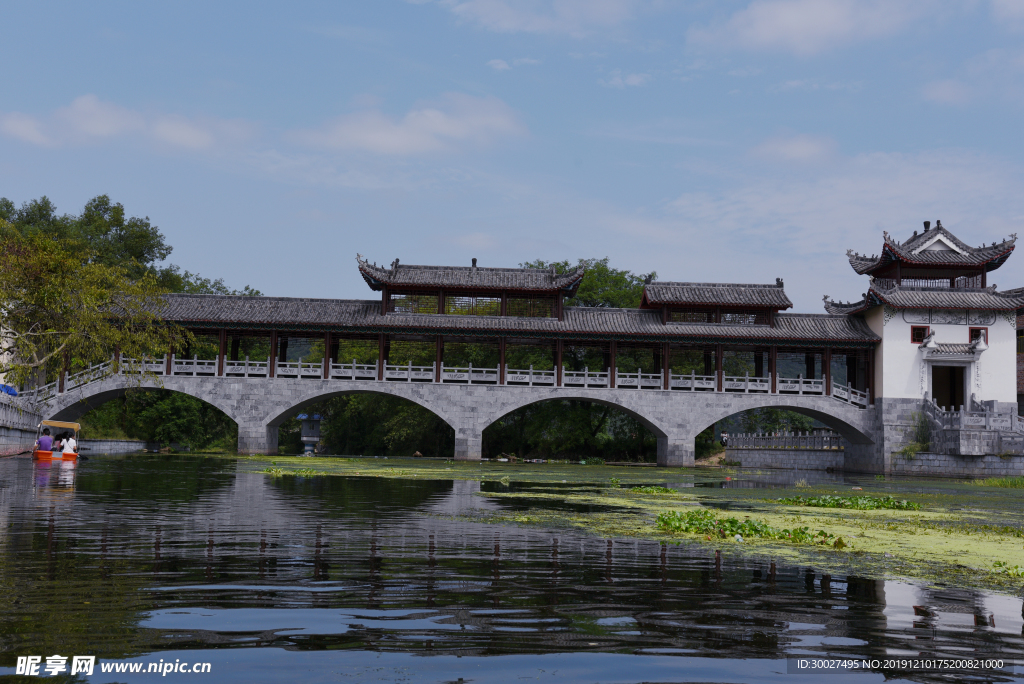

[0,228,186,387]
[775,494,921,510]
[630,486,675,494]
[520,257,654,309]
[656,508,839,545]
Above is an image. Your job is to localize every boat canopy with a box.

[40,420,81,431]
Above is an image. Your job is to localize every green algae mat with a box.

[238,455,1024,595]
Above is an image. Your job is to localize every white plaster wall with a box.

[878,309,1016,402]
[864,306,884,399]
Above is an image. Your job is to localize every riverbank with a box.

[234,455,1024,595]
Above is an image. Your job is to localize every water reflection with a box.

[0,455,1021,684]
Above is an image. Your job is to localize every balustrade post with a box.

[408,360,412,382]
[797,374,803,395]
[690,369,695,391]
[499,338,506,385]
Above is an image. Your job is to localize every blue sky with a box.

[2,0,1023,310]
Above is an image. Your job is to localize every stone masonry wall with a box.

[724,447,844,471]
[891,451,1024,478]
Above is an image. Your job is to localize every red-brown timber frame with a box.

[555,339,563,386]
[435,336,443,383]
[824,347,831,396]
[217,329,227,376]
[323,332,332,379]
[377,334,386,381]
[499,338,506,384]
[269,331,278,378]
[715,344,724,391]
[608,341,617,388]
[662,342,670,390]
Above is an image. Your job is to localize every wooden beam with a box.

[824,347,831,395]
[323,331,332,379]
[435,336,443,383]
[662,342,670,390]
[218,329,227,376]
[555,339,563,386]
[609,340,617,388]
[269,331,277,378]
[499,337,506,385]
[715,344,723,391]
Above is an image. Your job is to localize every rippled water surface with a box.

[1,454,1022,683]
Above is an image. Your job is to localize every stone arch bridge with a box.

[30,365,878,467]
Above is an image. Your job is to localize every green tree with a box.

[0,227,187,388]
[521,257,655,308]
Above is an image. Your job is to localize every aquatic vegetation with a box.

[656,508,839,546]
[992,561,1024,577]
[976,476,1024,488]
[579,457,605,465]
[261,467,284,475]
[775,494,920,510]
[630,486,676,494]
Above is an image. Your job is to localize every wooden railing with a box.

[727,431,845,450]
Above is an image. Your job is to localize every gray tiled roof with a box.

[846,224,1015,275]
[928,343,975,355]
[157,294,877,346]
[356,255,584,294]
[823,284,1024,315]
[642,281,793,309]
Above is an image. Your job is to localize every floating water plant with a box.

[630,486,676,494]
[775,494,920,510]
[656,508,839,546]
[976,476,1024,488]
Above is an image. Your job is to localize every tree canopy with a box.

[521,257,655,309]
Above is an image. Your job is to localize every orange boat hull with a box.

[33,450,77,461]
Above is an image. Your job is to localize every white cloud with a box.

[660,149,1024,308]
[487,59,511,70]
[689,0,929,56]
[0,112,54,146]
[432,0,639,37]
[752,134,837,162]
[992,0,1024,20]
[0,94,257,151]
[921,79,972,105]
[602,69,652,88]
[289,93,525,155]
[514,57,542,65]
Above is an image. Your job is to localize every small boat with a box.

[32,420,81,461]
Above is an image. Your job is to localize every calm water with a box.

[1,455,1022,683]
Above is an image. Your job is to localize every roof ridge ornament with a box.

[776,277,783,287]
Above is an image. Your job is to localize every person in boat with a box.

[62,432,77,455]
[35,428,53,452]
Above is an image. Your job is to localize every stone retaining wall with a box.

[80,439,148,454]
[891,451,1024,478]
[724,448,844,471]
[0,426,37,456]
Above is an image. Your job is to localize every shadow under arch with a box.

[483,393,669,440]
[696,402,874,446]
[48,384,239,429]
[262,387,458,432]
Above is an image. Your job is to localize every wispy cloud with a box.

[752,134,837,162]
[288,93,525,155]
[487,59,511,70]
[601,69,652,88]
[429,0,640,37]
[922,48,1024,107]
[689,0,930,56]
[0,94,257,151]
[921,78,972,105]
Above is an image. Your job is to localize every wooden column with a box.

[557,296,563,321]
[662,342,670,390]
[435,336,443,383]
[381,286,388,315]
[323,332,332,379]
[217,329,227,376]
[608,341,617,388]
[555,339,563,386]
[499,337,506,385]
[500,291,507,317]
[896,261,901,286]
[165,347,173,375]
[769,345,777,393]
[662,306,668,325]
[377,333,386,381]
[715,344,724,391]
[824,347,831,395]
[438,289,445,314]
[269,331,277,378]
[982,270,987,288]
